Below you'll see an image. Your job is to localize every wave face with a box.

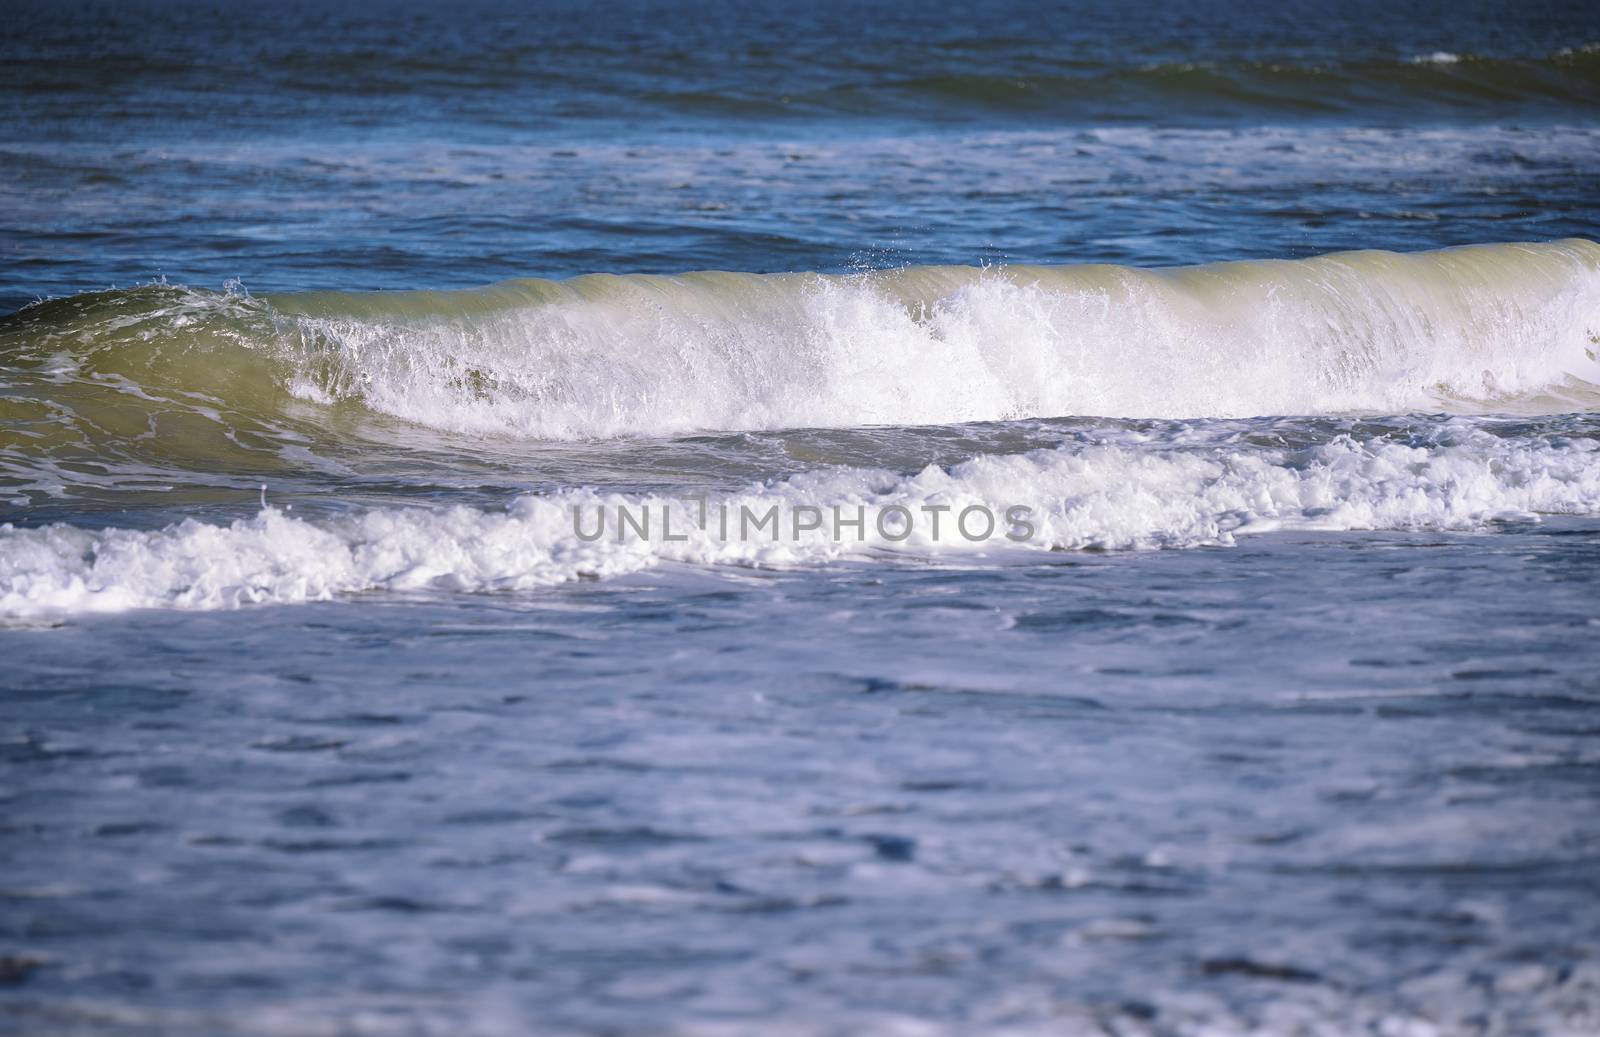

[2,241,1598,456]
[5,419,1598,617]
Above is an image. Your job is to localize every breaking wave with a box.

[2,240,1597,452]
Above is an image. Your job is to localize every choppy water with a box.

[3,1,1600,1034]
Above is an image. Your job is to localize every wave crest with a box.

[3,241,1598,452]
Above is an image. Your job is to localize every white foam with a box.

[5,424,1597,616]
[271,241,1600,438]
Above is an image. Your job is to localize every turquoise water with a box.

[3,1,1600,1034]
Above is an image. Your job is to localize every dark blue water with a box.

[4,0,1600,312]
[3,1,1600,1034]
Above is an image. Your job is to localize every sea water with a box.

[3,1,1600,1033]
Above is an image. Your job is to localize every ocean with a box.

[3,1,1600,1034]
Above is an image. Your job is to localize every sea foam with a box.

[5,423,1597,616]
[267,239,1600,436]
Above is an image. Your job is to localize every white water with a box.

[6,422,1598,616]
[271,240,1600,438]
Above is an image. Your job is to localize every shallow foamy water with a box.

[7,523,1600,1035]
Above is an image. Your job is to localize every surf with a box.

[2,240,1597,462]
[5,416,1599,616]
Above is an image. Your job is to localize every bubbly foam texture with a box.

[5,424,1597,616]
[271,240,1600,437]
